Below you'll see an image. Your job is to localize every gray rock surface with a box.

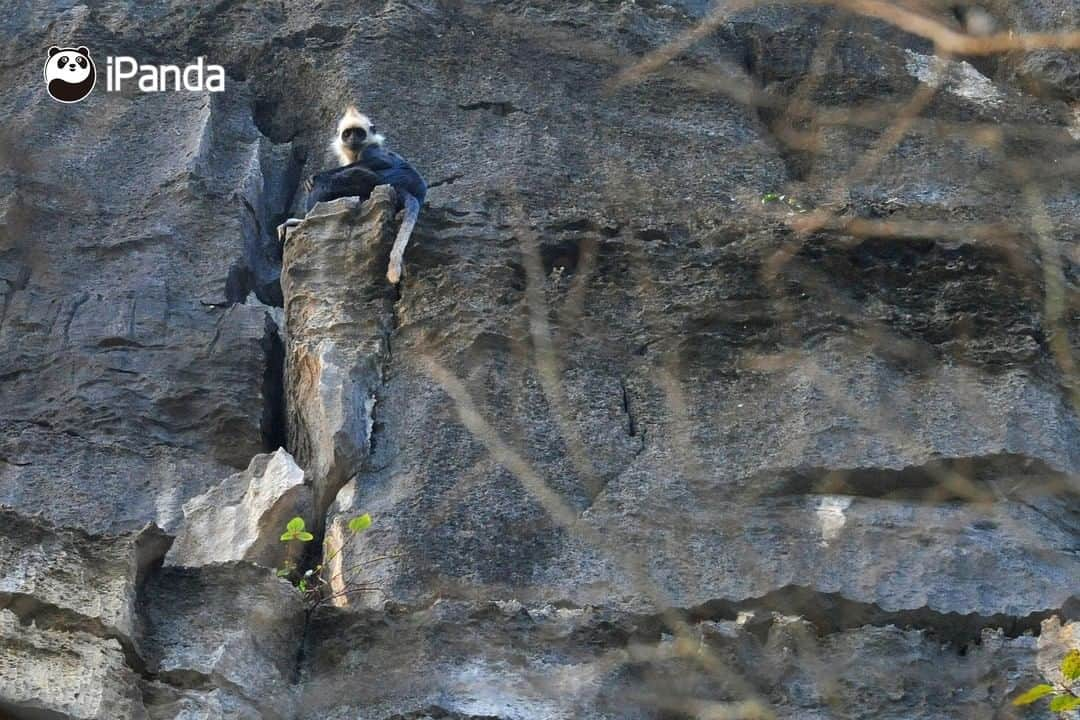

[300,601,1075,720]
[995,0,1080,100]
[0,509,169,648]
[166,448,310,569]
[0,609,148,720]
[0,79,291,535]
[141,563,305,719]
[141,683,265,720]
[0,0,1076,719]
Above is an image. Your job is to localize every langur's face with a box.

[341,117,379,155]
[335,108,384,164]
[340,124,370,155]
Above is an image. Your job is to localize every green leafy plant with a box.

[1013,649,1080,715]
[279,516,314,542]
[760,191,808,213]
[276,513,392,609]
[348,514,372,533]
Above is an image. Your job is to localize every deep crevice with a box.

[540,238,582,276]
[230,140,305,308]
[0,698,70,720]
[260,312,287,452]
[289,608,313,687]
[224,262,255,305]
[619,377,638,438]
[763,453,1078,503]
[458,100,523,116]
[687,584,1069,648]
[304,589,1073,662]
[0,591,146,674]
[429,173,464,189]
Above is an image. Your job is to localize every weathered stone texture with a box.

[0,0,1076,718]
[280,190,398,521]
[0,609,147,720]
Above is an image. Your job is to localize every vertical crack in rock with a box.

[230,139,305,308]
[276,188,401,699]
[619,377,638,438]
[365,393,378,456]
[261,311,288,451]
[619,377,647,459]
[280,187,399,530]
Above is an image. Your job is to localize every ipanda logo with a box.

[45,45,224,103]
[44,46,96,103]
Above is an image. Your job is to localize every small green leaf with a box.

[296,531,314,542]
[762,192,780,203]
[1062,649,1080,682]
[276,568,290,578]
[286,517,306,533]
[280,531,296,541]
[298,579,308,592]
[348,513,373,533]
[1014,684,1055,706]
[1049,694,1080,713]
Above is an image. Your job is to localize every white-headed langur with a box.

[279,106,427,284]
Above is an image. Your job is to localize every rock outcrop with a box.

[0,0,1077,718]
[0,510,170,650]
[0,512,169,719]
[165,448,310,569]
[280,189,398,522]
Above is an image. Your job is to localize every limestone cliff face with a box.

[0,1,1078,718]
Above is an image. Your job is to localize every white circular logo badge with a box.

[44,46,96,103]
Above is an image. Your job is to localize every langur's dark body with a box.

[305,145,427,213]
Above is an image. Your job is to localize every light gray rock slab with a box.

[166,448,310,569]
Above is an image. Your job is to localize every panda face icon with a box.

[44,46,96,103]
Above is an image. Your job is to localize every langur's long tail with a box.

[386,192,421,285]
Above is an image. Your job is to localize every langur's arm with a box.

[305,164,382,212]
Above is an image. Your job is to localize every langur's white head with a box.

[333,105,386,165]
